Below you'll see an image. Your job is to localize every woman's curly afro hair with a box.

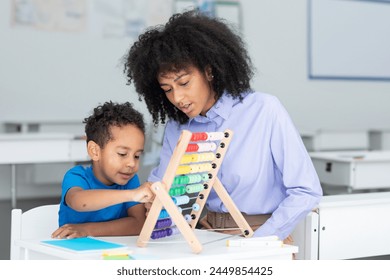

[123,9,254,125]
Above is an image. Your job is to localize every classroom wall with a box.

[1,0,390,133]
[242,0,390,132]
[0,0,169,200]
[0,0,153,123]
[1,0,390,200]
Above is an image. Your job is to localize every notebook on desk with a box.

[41,237,127,253]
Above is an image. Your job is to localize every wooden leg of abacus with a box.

[136,190,164,247]
[213,178,254,237]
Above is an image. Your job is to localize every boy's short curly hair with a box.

[123,9,254,125]
[83,101,145,148]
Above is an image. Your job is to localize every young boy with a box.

[51,101,154,239]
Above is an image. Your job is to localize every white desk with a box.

[310,150,390,192]
[0,133,89,208]
[293,192,390,259]
[3,120,83,134]
[300,129,368,152]
[14,230,297,260]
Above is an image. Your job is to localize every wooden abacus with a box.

[137,129,254,253]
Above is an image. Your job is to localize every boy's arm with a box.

[65,182,153,211]
[51,204,147,238]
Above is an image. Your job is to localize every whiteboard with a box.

[308,0,390,80]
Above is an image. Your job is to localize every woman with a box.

[123,10,322,243]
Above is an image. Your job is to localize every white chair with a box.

[10,204,59,260]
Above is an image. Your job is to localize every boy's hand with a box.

[133,182,155,203]
[51,223,89,239]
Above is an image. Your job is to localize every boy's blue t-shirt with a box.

[59,165,139,226]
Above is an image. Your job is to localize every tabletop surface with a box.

[16,230,298,260]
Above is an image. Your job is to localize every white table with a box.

[14,230,297,260]
[293,192,390,260]
[0,133,89,208]
[300,129,369,152]
[310,150,390,192]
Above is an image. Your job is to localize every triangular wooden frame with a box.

[137,129,253,253]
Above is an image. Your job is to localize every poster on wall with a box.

[10,0,173,39]
[10,0,86,32]
[92,0,173,39]
[175,0,241,30]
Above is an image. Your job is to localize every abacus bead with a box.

[151,229,166,239]
[192,203,200,211]
[155,218,172,229]
[166,228,173,236]
[188,174,202,184]
[190,154,199,162]
[171,226,180,235]
[176,165,192,175]
[186,183,204,193]
[180,154,193,164]
[173,195,190,205]
[173,175,190,185]
[191,132,208,142]
[184,214,192,222]
[201,173,209,181]
[186,144,199,152]
[197,143,216,152]
[207,132,224,141]
[158,209,169,219]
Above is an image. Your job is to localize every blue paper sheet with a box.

[41,237,126,253]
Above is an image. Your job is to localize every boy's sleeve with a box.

[61,167,89,202]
